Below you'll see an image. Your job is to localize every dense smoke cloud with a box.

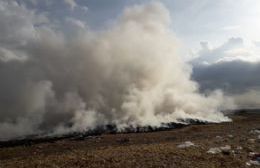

[0,1,231,140]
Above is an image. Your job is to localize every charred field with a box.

[0,110,259,168]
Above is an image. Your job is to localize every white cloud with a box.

[192,37,260,65]
[192,37,260,108]
[66,17,85,29]
[64,0,77,10]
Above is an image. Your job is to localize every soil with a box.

[0,111,259,168]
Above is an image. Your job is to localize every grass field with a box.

[0,112,259,168]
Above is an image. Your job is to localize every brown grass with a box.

[0,113,259,168]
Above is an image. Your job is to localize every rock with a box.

[215,136,223,142]
[248,139,256,144]
[207,147,222,154]
[220,145,231,151]
[249,152,260,159]
[246,157,260,166]
[220,145,231,155]
[233,146,243,154]
[207,145,231,155]
[246,152,260,166]
[249,152,257,157]
[246,161,251,166]
[250,129,260,135]
[214,136,223,144]
[216,136,222,139]
[236,146,243,150]
[177,141,195,148]
[248,160,260,166]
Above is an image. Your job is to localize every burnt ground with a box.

[0,112,259,168]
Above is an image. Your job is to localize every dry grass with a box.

[0,113,259,168]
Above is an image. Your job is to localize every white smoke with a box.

[233,89,260,109]
[0,1,233,140]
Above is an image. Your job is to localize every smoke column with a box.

[0,1,233,140]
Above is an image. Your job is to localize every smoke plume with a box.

[0,1,232,140]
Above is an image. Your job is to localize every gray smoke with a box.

[0,1,232,140]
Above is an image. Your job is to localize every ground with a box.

[0,112,259,168]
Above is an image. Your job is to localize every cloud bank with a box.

[0,1,231,140]
[192,38,260,109]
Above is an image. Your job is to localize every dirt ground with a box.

[0,112,259,168]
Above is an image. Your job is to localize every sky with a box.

[0,0,260,139]
[17,0,260,45]
[14,0,260,59]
